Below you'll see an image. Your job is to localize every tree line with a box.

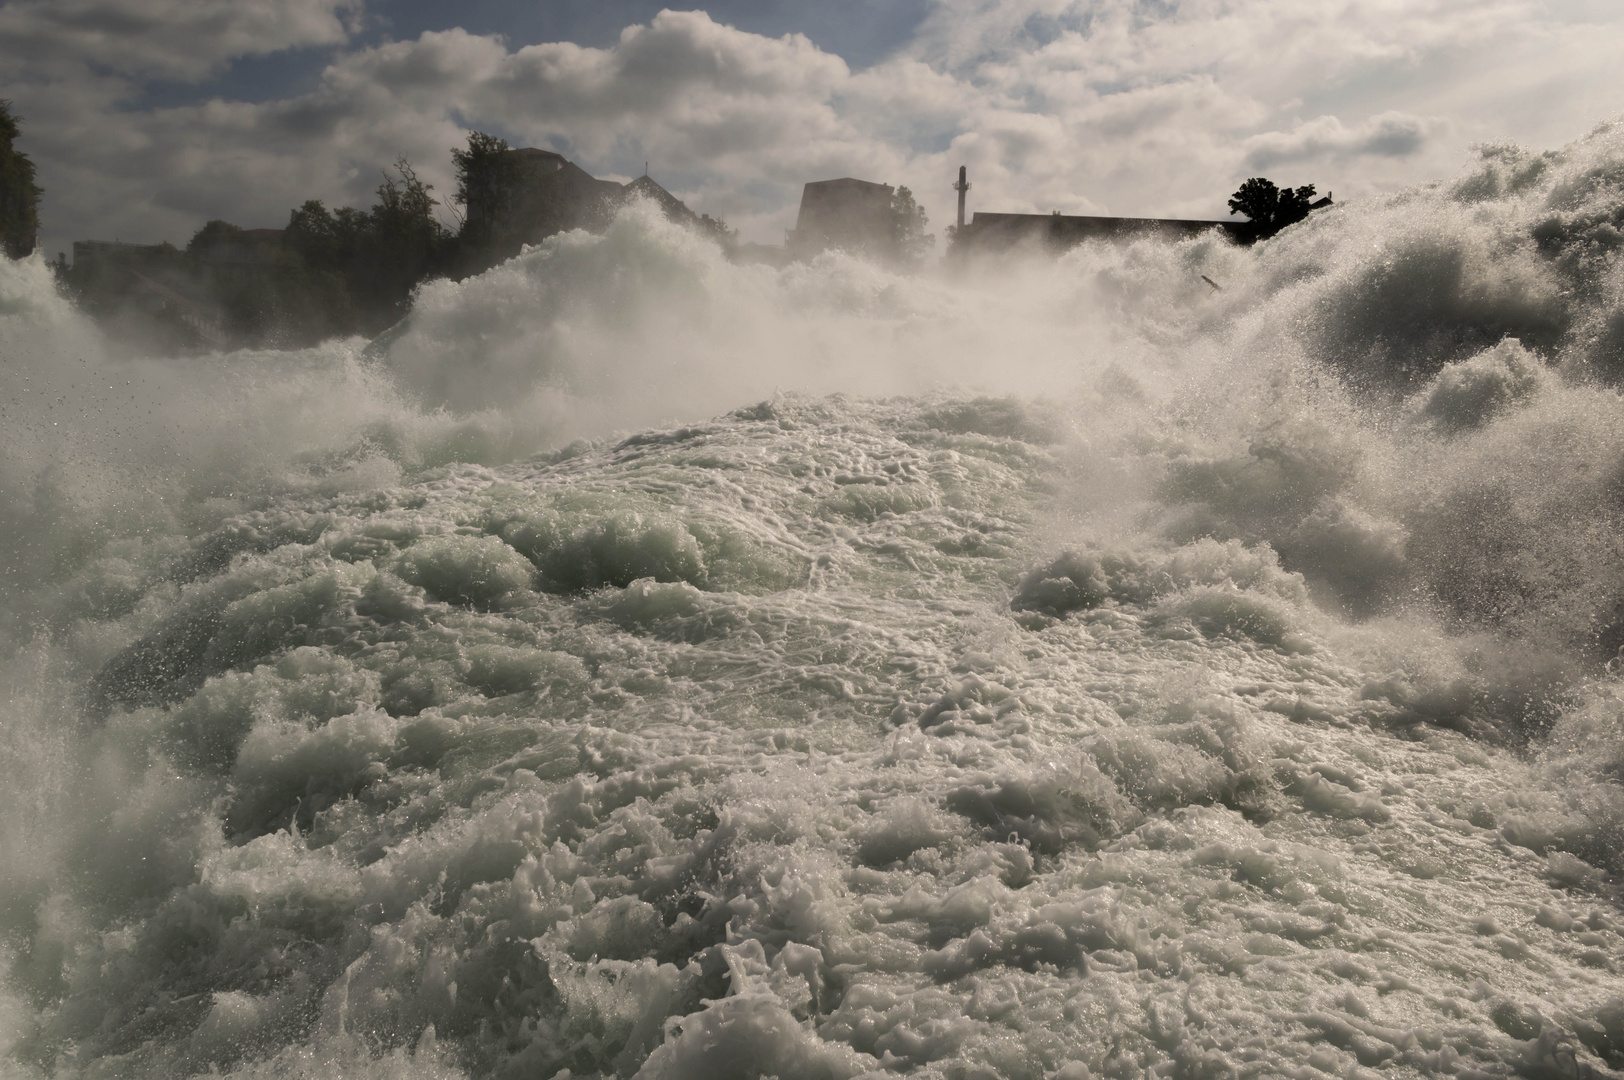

[54,158,458,349]
[47,132,743,348]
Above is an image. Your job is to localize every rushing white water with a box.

[6,123,1624,1080]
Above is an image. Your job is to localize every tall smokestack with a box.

[953,165,970,231]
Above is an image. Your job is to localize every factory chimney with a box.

[953,165,970,231]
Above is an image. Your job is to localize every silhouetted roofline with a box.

[802,177,892,192]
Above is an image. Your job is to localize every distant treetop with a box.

[1228,177,1329,239]
[889,185,934,266]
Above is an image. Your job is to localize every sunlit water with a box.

[5,124,1624,1079]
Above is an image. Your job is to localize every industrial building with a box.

[787,177,895,259]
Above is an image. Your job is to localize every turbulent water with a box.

[8,126,1624,1080]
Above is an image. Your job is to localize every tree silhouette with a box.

[0,100,41,259]
[1228,177,1319,238]
[281,158,450,333]
[451,131,524,247]
[887,185,934,265]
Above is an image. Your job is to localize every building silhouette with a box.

[461,148,725,272]
[788,177,894,259]
[949,165,1333,254]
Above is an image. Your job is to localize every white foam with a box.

[4,124,1624,1078]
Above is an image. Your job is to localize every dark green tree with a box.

[365,157,451,320]
[185,219,243,254]
[1228,177,1320,239]
[888,185,934,266]
[281,159,450,333]
[0,101,42,259]
[451,132,523,238]
[285,199,369,272]
[695,212,737,251]
[450,131,558,275]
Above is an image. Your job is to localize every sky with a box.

[4,0,1624,258]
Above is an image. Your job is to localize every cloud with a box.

[907,0,1544,89]
[5,0,1624,257]
[0,0,367,252]
[1244,111,1450,169]
[6,13,889,252]
[0,0,360,81]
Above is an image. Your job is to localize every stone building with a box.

[788,177,894,259]
[949,165,1334,255]
[462,148,716,270]
[188,227,286,266]
[467,149,626,250]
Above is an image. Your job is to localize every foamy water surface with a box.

[5,125,1624,1079]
